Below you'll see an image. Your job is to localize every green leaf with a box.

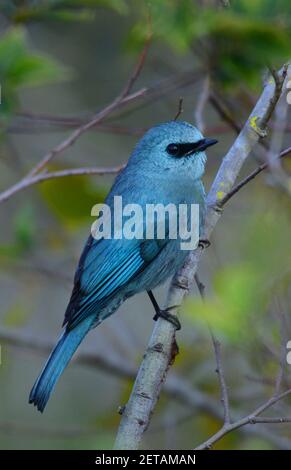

[39,169,108,229]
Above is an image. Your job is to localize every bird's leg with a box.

[147,290,181,331]
[198,238,211,249]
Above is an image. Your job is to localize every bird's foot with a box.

[153,305,181,331]
[198,238,211,249]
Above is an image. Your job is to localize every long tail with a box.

[29,318,93,412]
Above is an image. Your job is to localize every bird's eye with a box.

[166,143,180,156]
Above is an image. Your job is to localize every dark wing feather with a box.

[63,236,167,330]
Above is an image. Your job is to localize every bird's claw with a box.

[153,306,181,331]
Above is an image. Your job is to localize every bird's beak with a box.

[197,138,218,152]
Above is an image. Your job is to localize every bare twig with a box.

[194,273,205,299]
[195,388,291,450]
[211,335,231,425]
[0,165,122,198]
[219,145,291,206]
[174,97,184,121]
[195,272,231,426]
[261,66,288,130]
[121,37,151,98]
[27,91,145,179]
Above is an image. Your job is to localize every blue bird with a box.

[29,121,217,412]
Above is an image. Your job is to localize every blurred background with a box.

[0,0,291,450]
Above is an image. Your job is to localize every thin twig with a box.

[121,36,151,99]
[0,166,123,203]
[209,92,241,134]
[219,145,291,206]
[195,387,291,450]
[174,97,184,121]
[211,335,231,425]
[194,273,205,300]
[26,90,145,179]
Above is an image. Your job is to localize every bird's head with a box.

[130,121,218,181]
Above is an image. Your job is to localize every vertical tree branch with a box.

[114,65,289,450]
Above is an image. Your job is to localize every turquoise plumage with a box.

[29,121,217,411]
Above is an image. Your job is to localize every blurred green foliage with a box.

[39,170,108,228]
[3,301,31,326]
[129,0,291,88]
[0,202,36,257]
[0,27,67,116]
[0,0,290,112]
[184,201,291,343]
[0,0,128,22]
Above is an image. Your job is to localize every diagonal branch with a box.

[0,165,123,198]
[195,387,291,450]
[114,65,289,450]
[0,41,151,204]
[220,145,291,206]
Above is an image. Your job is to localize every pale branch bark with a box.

[246,417,291,424]
[1,327,290,449]
[114,65,289,450]
[195,388,291,450]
